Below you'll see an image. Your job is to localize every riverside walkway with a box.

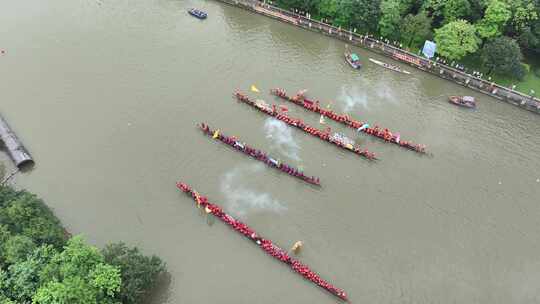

[218,0,540,115]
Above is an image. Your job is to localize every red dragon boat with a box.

[177,182,348,301]
[270,88,428,154]
[234,91,376,161]
[199,122,320,186]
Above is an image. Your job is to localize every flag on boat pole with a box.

[251,85,260,93]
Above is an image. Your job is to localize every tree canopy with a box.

[442,0,472,23]
[476,0,511,39]
[401,12,433,47]
[272,0,540,81]
[102,243,166,304]
[482,36,526,79]
[435,19,480,59]
[378,0,402,40]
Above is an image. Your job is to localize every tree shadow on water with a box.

[143,271,173,304]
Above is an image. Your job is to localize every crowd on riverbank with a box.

[222,0,540,113]
[269,0,540,94]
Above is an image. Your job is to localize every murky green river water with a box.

[2,0,540,303]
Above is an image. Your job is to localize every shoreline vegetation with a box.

[0,164,167,304]
[267,0,539,96]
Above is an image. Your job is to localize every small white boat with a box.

[369,58,410,74]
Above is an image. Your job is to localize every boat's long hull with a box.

[369,58,410,74]
[234,91,376,160]
[271,88,428,154]
[199,123,321,186]
[176,182,348,301]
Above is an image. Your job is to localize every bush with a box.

[513,63,527,80]
[102,243,166,304]
[482,37,525,80]
[2,236,36,265]
[0,188,67,248]
[534,67,540,77]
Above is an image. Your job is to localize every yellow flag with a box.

[291,241,303,254]
[212,129,220,139]
[251,85,260,93]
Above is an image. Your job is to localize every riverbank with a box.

[5,1,540,302]
[0,180,167,304]
[218,0,540,115]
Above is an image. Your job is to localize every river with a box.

[2,0,540,303]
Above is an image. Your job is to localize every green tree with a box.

[0,268,9,297]
[420,0,447,26]
[0,186,20,210]
[468,0,489,21]
[434,19,480,59]
[517,21,540,51]
[509,0,538,31]
[0,225,10,246]
[2,236,36,265]
[33,277,99,304]
[34,236,121,304]
[508,0,540,52]
[317,0,338,20]
[401,12,433,47]
[481,36,526,78]
[90,264,121,298]
[0,191,66,248]
[274,0,317,12]
[333,0,381,32]
[102,243,165,304]
[476,0,511,39]
[4,245,58,302]
[398,0,422,15]
[378,0,402,39]
[442,0,472,23]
